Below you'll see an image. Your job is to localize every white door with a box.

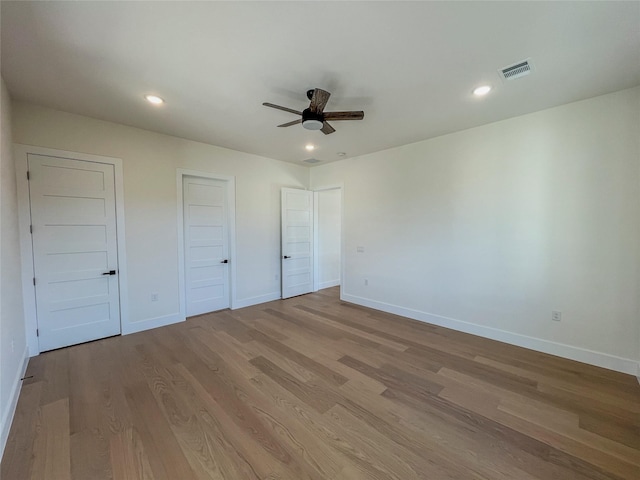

[281,188,314,299]
[183,176,230,316]
[28,154,121,352]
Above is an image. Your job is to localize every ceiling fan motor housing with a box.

[302,108,324,130]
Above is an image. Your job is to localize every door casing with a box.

[15,144,129,356]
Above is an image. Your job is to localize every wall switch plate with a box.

[552,311,561,322]
[364,278,369,286]
[356,246,365,253]
[151,292,159,302]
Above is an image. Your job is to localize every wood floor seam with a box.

[2,287,638,480]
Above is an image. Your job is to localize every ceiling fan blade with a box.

[320,122,335,135]
[262,102,302,116]
[323,111,365,121]
[309,89,331,113]
[277,119,302,128]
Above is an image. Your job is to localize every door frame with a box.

[15,144,129,356]
[312,184,344,292]
[176,169,237,317]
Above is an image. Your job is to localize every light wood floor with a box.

[2,287,639,479]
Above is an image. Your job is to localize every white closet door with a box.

[29,154,121,351]
[184,176,230,316]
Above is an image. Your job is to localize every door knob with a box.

[102,270,117,276]
[221,259,229,264]
[283,255,291,259]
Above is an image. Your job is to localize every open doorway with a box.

[314,187,342,292]
[280,186,342,298]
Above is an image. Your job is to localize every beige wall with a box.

[311,87,640,374]
[1,77,27,453]
[12,102,309,333]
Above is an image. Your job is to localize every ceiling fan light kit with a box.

[302,118,323,130]
[263,88,364,135]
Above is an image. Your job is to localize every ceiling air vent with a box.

[499,58,534,81]
[303,158,321,164]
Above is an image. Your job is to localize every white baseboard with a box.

[319,279,340,290]
[342,293,639,376]
[233,292,281,310]
[123,293,285,335]
[1,346,29,458]
[121,312,185,335]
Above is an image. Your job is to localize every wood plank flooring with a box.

[2,287,639,479]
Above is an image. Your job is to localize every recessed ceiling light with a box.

[144,94,164,105]
[305,144,315,151]
[472,85,492,96]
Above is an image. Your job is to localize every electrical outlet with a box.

[552,311,561,322]
[275,274,279,281]
[364,278,369,286]
[151,292,159,302]
[357,246,365,253]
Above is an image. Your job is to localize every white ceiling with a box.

[2,1,639,166]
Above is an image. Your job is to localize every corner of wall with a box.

[1,76,30,458]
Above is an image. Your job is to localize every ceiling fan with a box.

[263,88,364,135]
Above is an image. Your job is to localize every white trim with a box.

[342,293,640,376]
[14,144,129,355]
[1,346,29,457]
[112,156,130,340]
[319,279,340,290]
[232,292,281,309]
[176,169,237,318]
[339,187,345,295]
[122,312,184,335]
[15,149,37,356]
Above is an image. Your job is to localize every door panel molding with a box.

[281,188,314,299]
[15,144,129,356]
[176,169,236,318]
[183,176,230,315]
[29,155,120,350]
